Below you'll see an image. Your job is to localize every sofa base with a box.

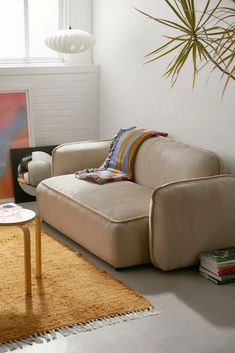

[37,179,151,268]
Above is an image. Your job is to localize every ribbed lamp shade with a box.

[45,29,95,54]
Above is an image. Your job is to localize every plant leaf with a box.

[145,41,185,64]
[192,42,197,87]
[164,0,192,29]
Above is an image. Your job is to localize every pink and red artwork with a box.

[0,92,30,202]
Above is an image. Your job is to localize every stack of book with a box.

[199,247,235,284]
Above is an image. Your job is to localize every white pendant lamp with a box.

[45,26,95,54]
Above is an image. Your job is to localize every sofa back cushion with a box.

[134,137,223,189]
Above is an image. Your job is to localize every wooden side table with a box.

[0,209,42,295]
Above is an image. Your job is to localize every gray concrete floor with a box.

[18,202,235,353]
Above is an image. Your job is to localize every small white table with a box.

[0,209,42,295]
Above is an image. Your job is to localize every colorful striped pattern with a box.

[75,127,168,184]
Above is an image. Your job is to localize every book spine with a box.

[200,259,235,270]
[201,264,235,276]
[217,258,235,265]
[218,266,235,276]
[200,267,221,280]
[200,271,220,284]
[200,267,235,282]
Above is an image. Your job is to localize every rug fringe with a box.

[0,308,161,352]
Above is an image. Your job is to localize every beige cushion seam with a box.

[151,174,232,196]
[149,192,158,268]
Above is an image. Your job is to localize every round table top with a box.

[0,208,36,226]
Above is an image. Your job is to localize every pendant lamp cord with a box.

[69,0,71,30]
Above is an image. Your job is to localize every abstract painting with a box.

[0,92,31,203]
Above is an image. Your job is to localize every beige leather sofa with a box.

[37,137,235,270]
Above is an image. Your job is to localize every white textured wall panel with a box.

[0,65,99,146]
[93,0,234,172]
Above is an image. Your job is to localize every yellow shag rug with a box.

[0,224,158,350]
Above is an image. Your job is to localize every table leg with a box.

[21,225,32,295]
[35,216,42,278]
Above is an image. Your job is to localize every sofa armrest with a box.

[149,175,235,271]
[52,140,111,176]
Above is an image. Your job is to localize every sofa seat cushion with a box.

[37,175,152,268]
[40,175,152,222]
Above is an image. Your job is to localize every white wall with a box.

[93,0,235,172]
[0,65,99,146]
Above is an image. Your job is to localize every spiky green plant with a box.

[135,0,235,94]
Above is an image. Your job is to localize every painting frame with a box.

[0,90,33,203]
